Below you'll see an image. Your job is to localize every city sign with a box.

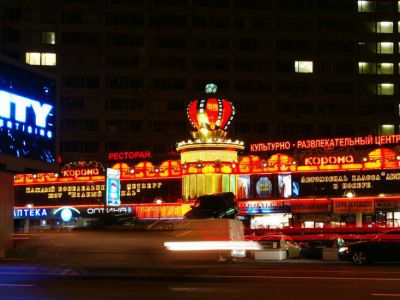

[0,90,53,137]
[0,60,56,163]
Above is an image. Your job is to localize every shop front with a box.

[238,200,291,229]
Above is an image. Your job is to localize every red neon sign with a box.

[304,155,354,166]
[250,134,400,152]
[62,168,100,177]
[108,151,151,161]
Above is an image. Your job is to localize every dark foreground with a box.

[1,262,400,300]
[4,230,400,299]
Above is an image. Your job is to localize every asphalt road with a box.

[1,262,400,300]
[7,230,400,299]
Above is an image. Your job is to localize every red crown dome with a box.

[187,98,235,133]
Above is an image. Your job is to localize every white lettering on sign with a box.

[13,208,48,218]
[0,89,53,138]
[86,207,129,215]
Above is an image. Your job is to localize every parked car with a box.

[292,234,345,259]
[184,192,238,219]
[340,234,371,244]
[339,230,400,265]
[246,233,301,258]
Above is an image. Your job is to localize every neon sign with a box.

[250,134,400,152]
[61,161,105,178]
[304,155,354,166]
[0,60,56,163]
[86,207,131,215]
[62,168,100,177]
[14,208,48,218]
[295,170,400,196]
[108,151,151,161]
[0,89,53,138]
[54,206,80,222]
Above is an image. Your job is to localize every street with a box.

[5,230,400,299]
[1,261,400,299]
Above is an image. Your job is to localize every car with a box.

[246,233,301,258]
[292,234,345,259]
[184,192,238,219]
[339,230,400,265]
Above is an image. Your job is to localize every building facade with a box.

[13,88,400,232]
[1,0,400,162]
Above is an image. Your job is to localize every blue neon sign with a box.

[14,208,48,218]
[0,90,53,138]
[0,60,56,163]
[54,206,80,222]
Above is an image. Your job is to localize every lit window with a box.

[377,63,393,75]
[379,124,394,135]
[377,83,394,95]
[377,21,393,33]
[377,42,393,54]
[358,62,376,74]
[295,61,313,73]
[25,52,41,65]
[41,53,56,66]
[358,1,375,12]
[42,32,55,44]
[25,52,56,66]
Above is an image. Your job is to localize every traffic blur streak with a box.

[13,228,241,268]
[164,241,261,251]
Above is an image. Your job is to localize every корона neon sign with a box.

[0,89,53,138]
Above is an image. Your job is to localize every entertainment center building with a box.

[14,86,400,231]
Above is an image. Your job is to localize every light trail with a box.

[164,241,261,251]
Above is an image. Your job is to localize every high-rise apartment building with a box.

[1,0,399,162]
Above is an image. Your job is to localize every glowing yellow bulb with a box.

[200,128,209,136]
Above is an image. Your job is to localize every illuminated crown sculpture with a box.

[177,84,244,200]
[187,83,235,139]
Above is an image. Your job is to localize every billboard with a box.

[237,175,250,199]
[14,178,182,207]
[293,169,400,197]
[0,59,56,164]
[106,168,121,207]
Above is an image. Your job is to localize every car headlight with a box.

[338,246,349,253]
